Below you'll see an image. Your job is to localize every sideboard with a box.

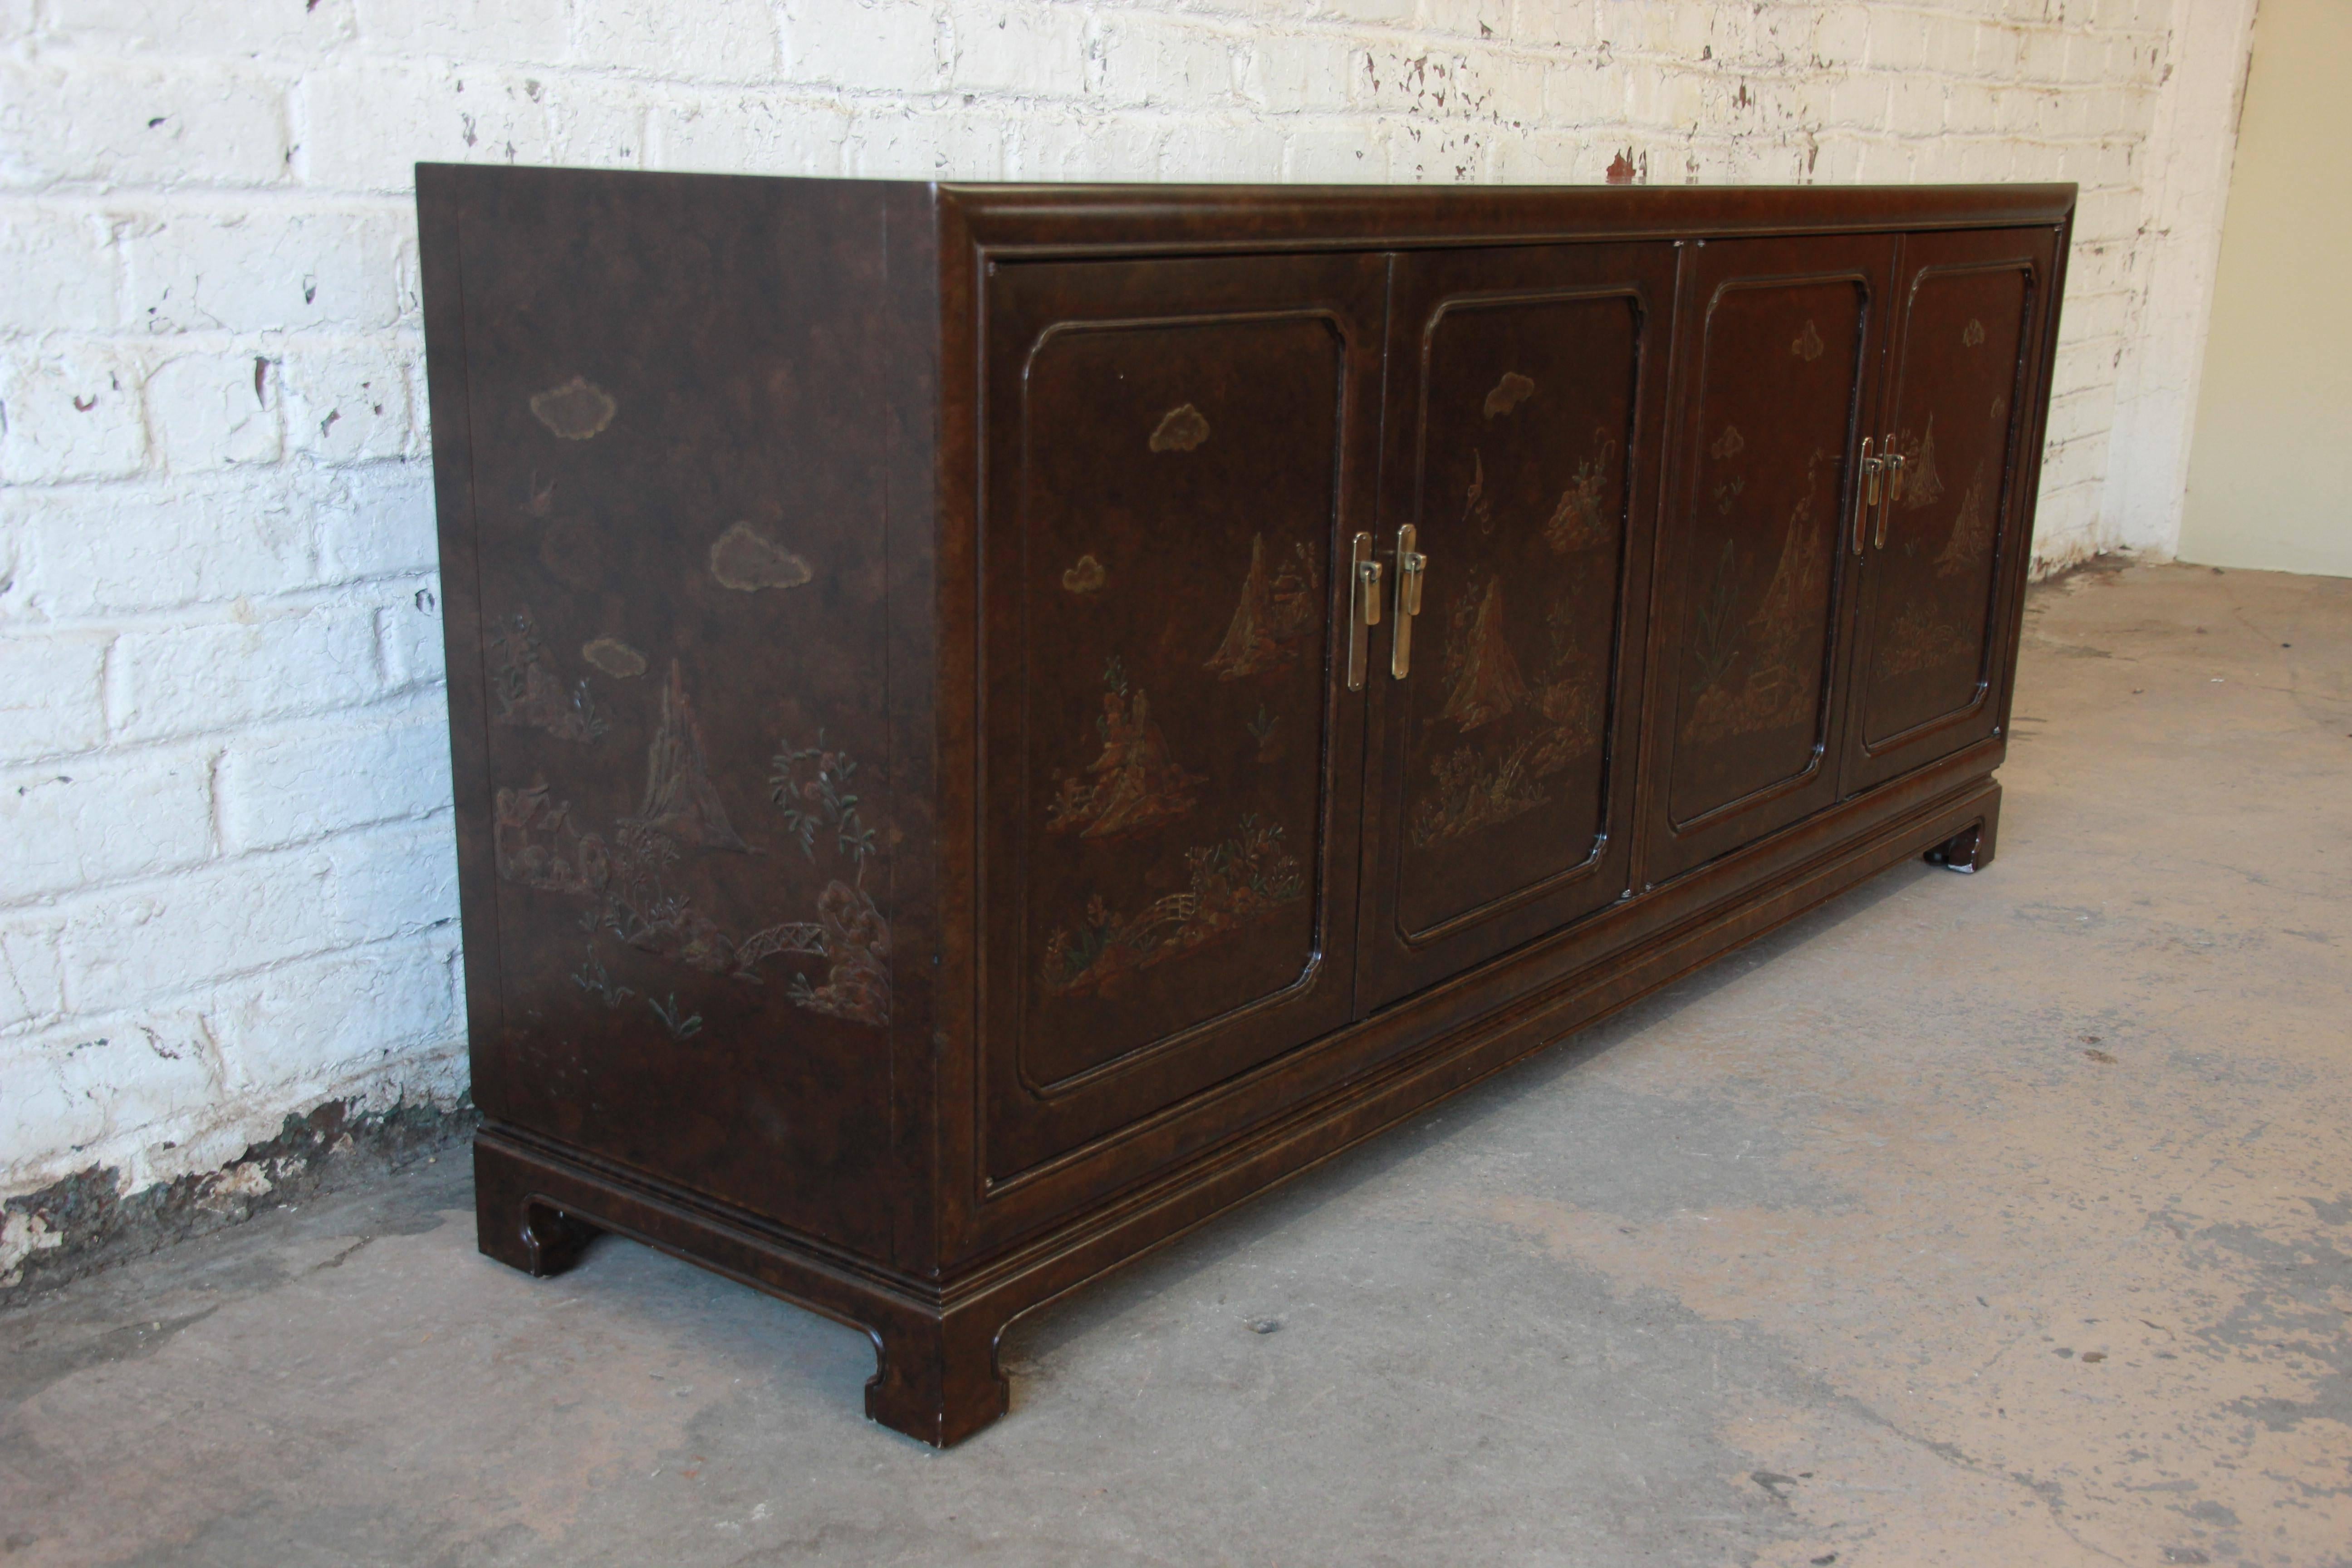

[418,167,2071,1445]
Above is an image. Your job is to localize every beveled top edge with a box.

[935,178,2076,203]
[936,180,2078,254]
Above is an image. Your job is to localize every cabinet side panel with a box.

[417,167,510,1114]
[426,166,911,1258]
[881,182,943,1274]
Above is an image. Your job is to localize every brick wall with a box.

[0,0,2249,1253]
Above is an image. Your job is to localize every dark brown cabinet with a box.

[420,170,2071,1446]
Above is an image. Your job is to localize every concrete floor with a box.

[4,562,2347,1568]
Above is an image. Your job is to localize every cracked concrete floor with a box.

[4,562,2348,1568]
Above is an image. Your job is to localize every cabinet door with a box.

[1637,235,1894,887]
[1356,244,1675,1010]
[977,253,1386,1181]
[1841,226,2058,794]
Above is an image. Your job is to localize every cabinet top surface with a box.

[417,164,2075,250]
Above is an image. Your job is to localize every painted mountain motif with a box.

[1461,450,1494,534]
[1934,461,1995,578]
[1899,416,1945,511]
[634,660,751,852]
[1437,575,1529,732]
[1684,454,1833,744]
[1205,533,1318,680]
[1410,592,1605,848]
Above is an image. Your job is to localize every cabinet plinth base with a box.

[475,1146,603,1277]
[470,1131,1012,1448]
[863,1303,1014,1448]
[1924,811,1998,874]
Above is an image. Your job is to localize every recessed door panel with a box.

[1640,235,1892,887]
[1358,244,1673,1010]
[980,253,1384,1181]
[1844,227,2055,793]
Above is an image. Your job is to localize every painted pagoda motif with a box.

[1205,533,1318,680]
[1046,657,1205,840]
[1545,439,1618,554]
[490,611,607,743]
[790,878,892,1024]
[494,779,602,897]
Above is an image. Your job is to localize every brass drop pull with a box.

[1347,533,1380,690]
[1877,436,1903,549]
[1391,524,1426,679]
[1854,437,1880,554]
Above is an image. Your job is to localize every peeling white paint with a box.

[0,1207,64,1288]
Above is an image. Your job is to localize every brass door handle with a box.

[1347,533,1380,690]
[1854,437,1880,554]
[1877,436,1903,549]
[1391,524,1426,679]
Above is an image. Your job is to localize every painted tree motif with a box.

[764,735,891,1026]
[1046,657,1205,839]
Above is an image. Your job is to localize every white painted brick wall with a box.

[0,0,2254,1231]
